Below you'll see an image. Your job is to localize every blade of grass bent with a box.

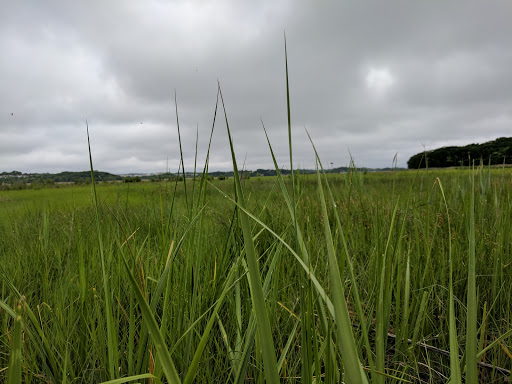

[99,373,156,384]
[316,166,369,384]
[306,128,378,381]
[208,180,335,317]
[263,125,308,264]
[219,84,280,384]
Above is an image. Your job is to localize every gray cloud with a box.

[1,0,511,173]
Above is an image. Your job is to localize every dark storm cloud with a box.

[1,0,511,173]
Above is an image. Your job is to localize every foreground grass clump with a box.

[0,163,511,383]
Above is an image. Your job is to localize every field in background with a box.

[1,165,511,383]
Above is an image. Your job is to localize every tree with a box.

[407,137,512,169]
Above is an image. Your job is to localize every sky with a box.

[1,1,511,174]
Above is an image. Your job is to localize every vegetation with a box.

[0,171,123,185]
[123,176,142,183]
[1,167,402,190]
[1,47,511,384]
[407,137,512,169]
[2,156,512,383]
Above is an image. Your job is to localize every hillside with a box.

[0,170,122,184]
[407,137,512,169]
[0,165,404,188]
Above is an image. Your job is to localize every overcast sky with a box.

[1,1,511,174]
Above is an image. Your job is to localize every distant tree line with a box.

[0,170,122,184]
[1,163,407,191]
[407,137,512,169]
[0,171,123,190]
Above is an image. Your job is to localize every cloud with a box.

[1,0,511,173]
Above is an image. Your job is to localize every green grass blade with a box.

[411,290,429,348]
[87,122,119,379]
[232,235,284,383]
[233,316,257,384]
[316,166,369,384]
[183,257,240,384]
[284,33,296,221]
[262,125,308,264]
[217,315,237,379]
[305,128,378,381]
[436,178,461,384]
[278,320,299,373]
[7,302,23,384]
[99,373,156,384]
[208,180,335,317]
[375,200,399,384]
[120,252,182,384]
[174,90,188,211]
[476,327,512,360]
[219,84,280,384]
[399,252,411,354]
[466,166,478,383]
[0,296,58,382]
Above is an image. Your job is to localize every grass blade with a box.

[284,33,297,240]
[7,302,23,384]
[99,373,156,384]
[87,122,119,379]
[436,178,462,384]
[120,252,182,384]
[316,165,369,384]
[174,90,188,211]
[466,165,478,383]
[219,84,280,384]
[306,128,378,381]
[208,180,335,318]
[183,257,240,384]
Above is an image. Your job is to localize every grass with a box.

[1,45,512,382]
[1,163,512,382]
[0,182,167,224]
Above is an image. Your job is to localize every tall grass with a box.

[1,166,512,382]
[1,47,512,383]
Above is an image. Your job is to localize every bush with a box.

[123,176,142,183]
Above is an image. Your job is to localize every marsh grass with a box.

[1,163,512,383]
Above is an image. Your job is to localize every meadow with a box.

[1,157,511,383]
[1,67,511,382]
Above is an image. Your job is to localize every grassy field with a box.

[0,182,172,223]
[1,162,511,383]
